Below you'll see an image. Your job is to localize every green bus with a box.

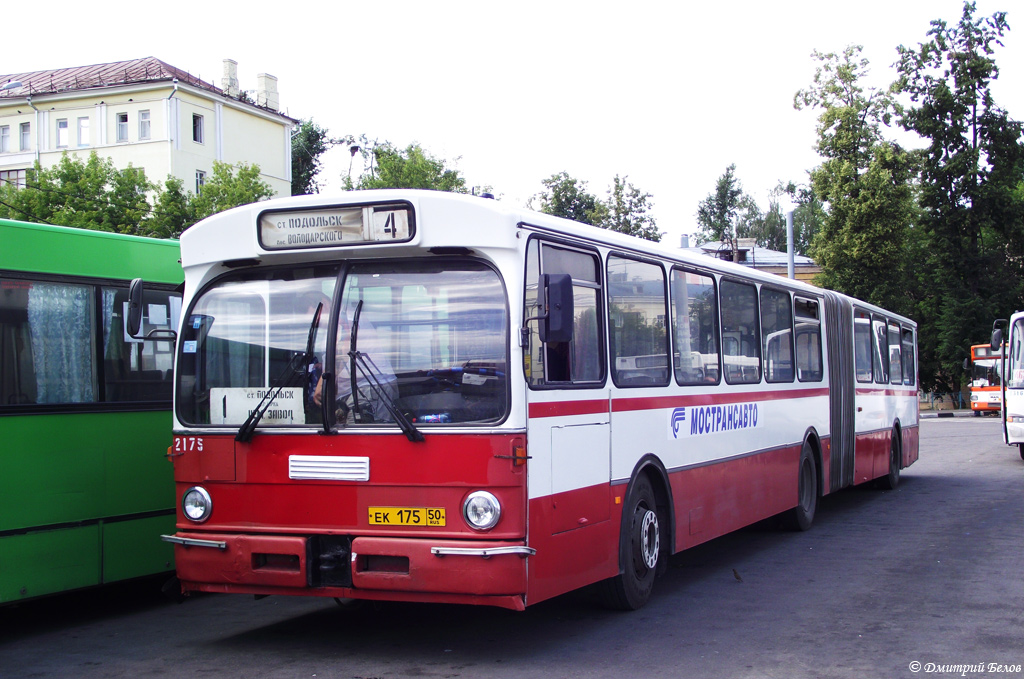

[0,218,183,603]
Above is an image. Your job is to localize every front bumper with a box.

[163,532,533,609]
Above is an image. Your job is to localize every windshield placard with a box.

[258,204,413,250]
[210,387,303,425]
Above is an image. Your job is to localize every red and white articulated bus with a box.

[146,190,918,611]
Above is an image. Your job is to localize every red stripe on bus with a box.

[611,387,830,413]
[528,400,610,418]
[855,387,918,397]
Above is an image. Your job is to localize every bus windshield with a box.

[969,358,1001,388]
[176,259,509,428]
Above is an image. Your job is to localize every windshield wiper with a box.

[237,302,323,442]
[348,300,424,443]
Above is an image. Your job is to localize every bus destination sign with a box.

[259,204,413,250]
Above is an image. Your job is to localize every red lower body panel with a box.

[172,532,529,611]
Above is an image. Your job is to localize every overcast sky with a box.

[6,0,1023,246]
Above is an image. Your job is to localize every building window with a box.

[192,114,204,144]
[195,170,206,194]
[77,117,90,147]
[139,110,151,140]
[20,122,30,151]
[0,126,8,153]
[0,169,27,189]
[56,119,69,148]
[116,113,128,142]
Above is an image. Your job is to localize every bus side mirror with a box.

[991,322,1005,352]
[963,357,970,371]
[127,277,145,339]
[539,274,574,344]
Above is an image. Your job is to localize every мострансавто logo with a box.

[670,403,759,439]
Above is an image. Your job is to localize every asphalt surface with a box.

[1,416,1021,678]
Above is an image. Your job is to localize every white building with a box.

[0,57,295,196]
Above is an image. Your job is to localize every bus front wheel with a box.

[600,474,660,610]
[1018,443,1024,461]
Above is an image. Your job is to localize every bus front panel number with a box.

[368,507,446,527]
[174,436,204,453]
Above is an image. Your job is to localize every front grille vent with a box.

[289,455,369,482]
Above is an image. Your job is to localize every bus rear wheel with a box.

[784,441,818,531]
[600,474,660,610]
[877,430,901,490]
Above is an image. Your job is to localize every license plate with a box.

[368,507,446,526]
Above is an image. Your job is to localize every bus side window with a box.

[720,280,760,384]
[524,239,604,387]
[872,315,889,384]
[794,297,823,382]
[888,321,902,385]
[608,256,669,387]
[854,309,873,383]
[670,268,719,386]
[760,287,793,383]
[901,327,916,385]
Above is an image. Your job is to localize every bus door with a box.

[523,239,610,535]
[1001,313,1024,452]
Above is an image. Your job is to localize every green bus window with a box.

[0,278,97,404]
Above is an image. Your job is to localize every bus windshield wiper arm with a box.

[349,300,424,443]
[237,302,323,443]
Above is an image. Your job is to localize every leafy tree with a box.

[695,164,746,259]
[145,176,196,239]
[291,118,345,195]
[0,152,152,234]
[533,172,603,225]
[600,175,661,242]
[345,141,468,193]
[895,1,1024,389]
[775,180,824,256]
[795,45,916,317]
[190,161,275,222]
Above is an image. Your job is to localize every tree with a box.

[533,172,603,225]
[145,176,196,239]
[695,164,746,259]
[895,1,1024,389]
[190,161,275,222]
[345,141,468,193]
[0,152,153,234]
[600,175,661,242]
[291,118,344,195]
[795,46,916,318]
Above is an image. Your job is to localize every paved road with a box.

[2,418,1022,678]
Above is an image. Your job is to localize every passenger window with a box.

[670,268,719,385]
[760,287,794,383]
[888,321,902,385]
[720,280,760,384]
[794,297,823,382]
[854,309,873,383]
[608,256,669,387]
[901,328,916,386]
[872,315,889,384]
[0,278,98,404]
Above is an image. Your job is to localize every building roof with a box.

[686,239,817,267]
[0,57,222,99]
[0,57,292,120]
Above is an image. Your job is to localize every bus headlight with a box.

[463,491,501,531]
[182,486,212,523]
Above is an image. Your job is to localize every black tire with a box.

[599,474,661,610]
[784,441,818,531]
[1018,443,1024,461]
[877,430,901,490]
